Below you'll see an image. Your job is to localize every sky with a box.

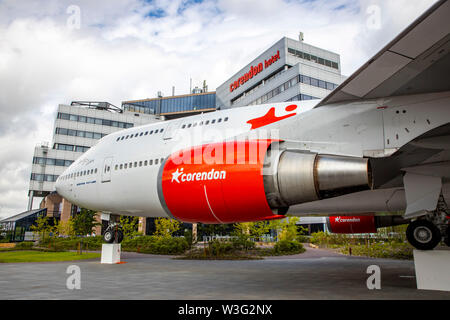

[0,0,439,219]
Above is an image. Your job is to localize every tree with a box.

[154,218,181,239]
[267,216,300,241]
[119,216,140,239]
[31,215,53,241]
[277,217,300,241]
[72,209,101,236]
[55,218,75,237]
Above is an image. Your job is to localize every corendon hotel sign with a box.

[229,50,281,93]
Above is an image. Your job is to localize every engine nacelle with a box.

[158,140,374,224]
[327,215,408,234]
[158,140,284,224]
[327,216,376,234]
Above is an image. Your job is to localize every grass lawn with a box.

[0,250,101,263]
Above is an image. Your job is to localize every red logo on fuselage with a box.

[246,104,298,130]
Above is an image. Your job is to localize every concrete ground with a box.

[1,246,450,300]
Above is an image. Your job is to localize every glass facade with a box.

[288,48,339,69]
[57,112,133,129]
[55,127,107,140]
[0,209,47,242]
[123,93,216,115]
[54,143,90,153]
[33,157,74,167]
[248,73,336,105]
[30,173,59,182]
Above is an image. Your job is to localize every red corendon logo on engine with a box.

[247,104,298,130]
[328,216,376,234]
[171,168,226,183]
[334,217,361,223]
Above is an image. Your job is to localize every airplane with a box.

[56,0,450,250]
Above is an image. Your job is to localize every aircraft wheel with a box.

[116,229,124,243]
[406,220,441,250]
[103,229,115,243]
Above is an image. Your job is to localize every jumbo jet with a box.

[56,0,450,250]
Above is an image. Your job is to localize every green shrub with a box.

[274,240,305,254]
[341,241,413,260]
[40,236,103,251]
[231,235,255,251]
[14,242,34,250]
[208,240,234,256]
[296,234,310,243]
[122,236,188,255]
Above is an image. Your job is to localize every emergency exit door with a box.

[101,157,113,183]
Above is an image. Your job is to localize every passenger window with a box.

[212,119,216,124]
[129,162,132,168]
[224,117,229,121]
[120,164,123,169]
[193,123,197,127]
[144,160,148,166]
[218,118,222,123]
[115,165,118,170]
[182,125,186,129]
[95,168,98,174]
[126,135,129,139]
[116,137,120,141]
[205,120,209,125]
[161,158,164,164]
[150,130,153,134]
[124,163,128,169]
[154,129,159,134]
[139,161,142,167]
[149,160,153,165]
[121,136,124,140]
[155,159,159,165]
[134,162,137,167]
[140,132,143,136]
[187,124,192,128]
[160,129,164,132]
[145,131,148,135]
[199,121,203,126]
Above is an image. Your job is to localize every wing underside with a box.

[316,0,450,108]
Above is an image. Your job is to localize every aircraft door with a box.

[101,157,113,183]
[163,120,181,140]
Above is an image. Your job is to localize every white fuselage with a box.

[55,92,450,219]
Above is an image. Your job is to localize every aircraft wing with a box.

[315,0,450,108]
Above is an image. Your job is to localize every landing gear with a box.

[102,214,124,243]
[103,224,124,243]
[406,220,441,250]
[406,194,450,250]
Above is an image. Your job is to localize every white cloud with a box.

[0,0,438,218]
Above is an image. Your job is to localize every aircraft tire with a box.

[116,229,124,243]
[103,229,115,243]
[406,220,441,250]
